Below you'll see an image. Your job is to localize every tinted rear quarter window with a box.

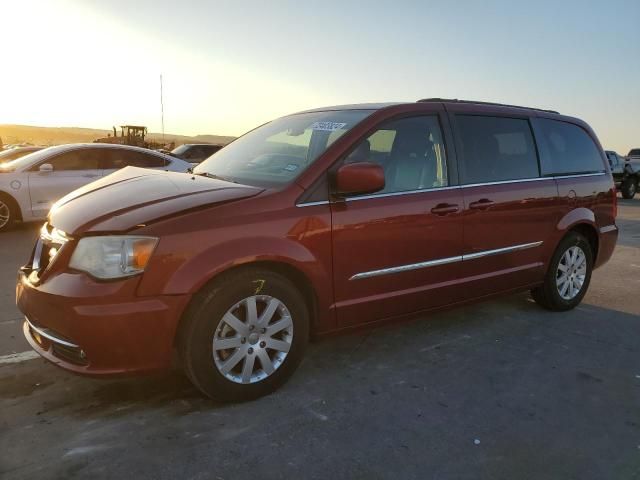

[455,115,539,184]
[106,149,166,169]
[534,119,604,175]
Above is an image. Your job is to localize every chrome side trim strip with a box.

[599,224,617,234]
[462,241,543,260]
[349,255,463,280]
[25,316,79,348]
[296,200,330,208]
[349,241,544,280]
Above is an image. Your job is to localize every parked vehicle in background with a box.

[628,148,640,162]
[0,146,45,162]
[607,149,640,198]
[0,143,191,231]
[171,143,223,165]
[16,99,617,402]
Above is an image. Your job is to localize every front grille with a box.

[26,318,88,366]
[52,343,88,366]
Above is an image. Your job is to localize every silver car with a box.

[0,143,192,232]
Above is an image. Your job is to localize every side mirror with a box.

[39,163,53,173]
[335,162,385,197]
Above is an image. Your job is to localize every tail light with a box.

[612,186,618,218]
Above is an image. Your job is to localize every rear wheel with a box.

[531,231,593,311]
[0,195,17,233]
[178,268,309,402]
[620,177,637,199]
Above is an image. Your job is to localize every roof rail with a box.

[417,98,559,115]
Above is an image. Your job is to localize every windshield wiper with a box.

[195,172,239,184]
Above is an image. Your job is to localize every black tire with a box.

[0,194,17,233]
[620,177,637,199]
[177,268,309,402]
[531,231,593,311]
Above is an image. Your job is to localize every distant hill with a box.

[0,124,236,148]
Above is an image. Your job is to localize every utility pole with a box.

[160,74,165,144]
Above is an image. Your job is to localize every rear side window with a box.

[455,115,539,184]
[535,119,604,175]
[105,150,167,169]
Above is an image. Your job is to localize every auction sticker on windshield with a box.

[310,121,347,131]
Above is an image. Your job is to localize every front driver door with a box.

[331,112,464,328]
[27,149,102,217]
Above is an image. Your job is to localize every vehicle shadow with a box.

[3,292,639,417]
[2,293,640,480]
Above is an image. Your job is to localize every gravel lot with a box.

[1,200,639,479]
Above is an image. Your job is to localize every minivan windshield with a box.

[193,110,374,187]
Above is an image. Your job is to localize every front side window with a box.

[456,115,539,184]
[194,110,374,187]
[343,115,448,195]
[536,119,605,175]
[47,150,101,171]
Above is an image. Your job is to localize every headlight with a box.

[69,236,158,279]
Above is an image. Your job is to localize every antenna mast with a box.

[160,74,165,144]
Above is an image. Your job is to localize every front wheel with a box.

[0,195,16,233]
[531,231,593,311]
[178,268,309,402]
[620,177,637,199]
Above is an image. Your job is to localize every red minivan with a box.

[16,99,618,401]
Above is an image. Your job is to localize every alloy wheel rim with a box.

[212,295,294,384]
[556,245,587,300]
[0,201,9,229]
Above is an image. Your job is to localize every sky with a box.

[1,0,638,152]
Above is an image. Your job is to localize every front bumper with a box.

[16,270,191,376]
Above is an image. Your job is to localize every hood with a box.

[49,167,263,235]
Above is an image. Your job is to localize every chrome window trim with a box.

[349,241,543,280]
[461,177,550,188]
[295,172,608,207]
[25,316,80,348]
[552,172,606,180]
[599,224,617,234]
[346,185,460,202]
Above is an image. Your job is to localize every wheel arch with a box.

[173,258,322,349]
[568,223,599,263]
[556,208,599,264]
[0,190,22,221]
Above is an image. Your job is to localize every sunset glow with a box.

[1,0,638,151]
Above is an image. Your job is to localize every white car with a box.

[0,143,192,232]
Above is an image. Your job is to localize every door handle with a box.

[469,199,495,210]
[430,203,459,215]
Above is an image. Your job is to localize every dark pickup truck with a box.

[606,149,640,199]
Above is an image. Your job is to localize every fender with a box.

[137,233,335,329]
[165,236,328,295]
[556,207,596,232]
